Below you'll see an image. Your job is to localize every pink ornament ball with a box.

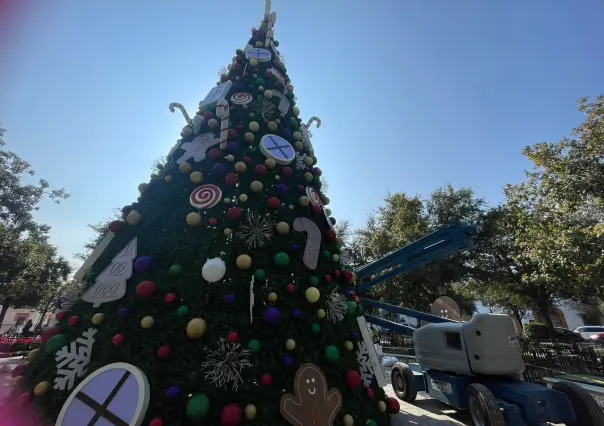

[157,345,171,359]
[220,403,242,426]
[227,207,242,221]
[208,218,218,226]
[136,281,156,299]
[267,197,280,209]
[261,373,272,387]
[18,392,31,406]
[165,293,177,304]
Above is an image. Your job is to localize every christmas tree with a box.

[18,2,397,425]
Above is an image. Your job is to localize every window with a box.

[445,332,462,350]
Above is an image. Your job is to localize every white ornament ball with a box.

[208,118,219,129]
[202,257,226,283]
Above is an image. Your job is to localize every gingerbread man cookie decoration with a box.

[280,363,342,426]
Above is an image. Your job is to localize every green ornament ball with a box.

[236,49,243,55]
[345,265,354,271]
[311,323,320,334]
[323,250,331,258]
[255,77,265,86]
[274,40,280,47]
[324,345,340,362]
[254,269,266,280]
[274,252,290,267]
[366,421,377,426]
[310,276,319,286]
[248,339,261,353]
[347,301,357,315]
[186,394,210,421]
[357,305,365,315]
[168,264,182,276]
[177,306,190,317]
[45,334,68,355]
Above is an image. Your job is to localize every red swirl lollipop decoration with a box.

[305,187,322,207]
[190,185,222,209]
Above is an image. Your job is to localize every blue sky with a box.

[1,0,602,267]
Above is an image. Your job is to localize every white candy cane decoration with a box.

[216,99,230,150]
[307,117,322,129]
[265,12,277,48]
[169,103,192,125]
[264,0,271,21]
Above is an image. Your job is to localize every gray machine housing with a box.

[414,313,525,376]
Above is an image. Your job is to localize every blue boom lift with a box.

[355,222,603,426]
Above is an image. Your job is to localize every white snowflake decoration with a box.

[326,289,347,323]
[201,338,252,391]
[356,340,376,387]
[295,153,307,171]
[53,328,98,391]
[236,213,274,248]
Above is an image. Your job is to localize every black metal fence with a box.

[379,331,604,385]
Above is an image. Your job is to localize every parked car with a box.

[553,327,585,342]
[589,333,604,342]
[573,326,604,340]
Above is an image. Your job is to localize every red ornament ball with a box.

[18,392,31,406]
[203,111,214,120]
[227,331,238,343]
[296,185,304,192]
[157,345,171,359]
[225,173,239,186]
[386,397,401,414]
[149,419,163,426]
[263,70,272,79]
[227,129,238,140]
[261,373,272,387]
[41,326,62,343]
[243,156,252,164]
[286,283,295,293]
[366,388,374,399]
[55,311,67,321]
[112,334,125,346]
[209,149,222,160]
[282,166,293,177]
[325,229,336,241]
[67,316,79,326]
[220,403,242,426]
[342,270,353,282]
[136,281,156,299]
[346,370,361,389]
[312,205,322,216]
[208,218,218,226]
[334,270,341,277]
[254,164,267,176]
[165,293,177,304]
[324,275,332,283]
[314,168,323,177]
[227,207,242,221]
[108,220,123,233]
[267,197,280,209]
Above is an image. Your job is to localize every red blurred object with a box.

[366,388,374,399]
[11,364,27,378]
[165,293,177,304]
[282,166,293,177]
[591,333,604,341]
[324,275,332,283]
[260,373,272,387]
[220,403,242,426]
[227,207,242,221]
[112,334,125,346]
[267,197,280,209]
[209,149,222,160]
[254,164,267,176]
[345,370,361,389]
[55,311,67,321]
[225,173,239,186]
[342,270,353,282]
[157,345,171,359]
[386,397,400,414]
[286,283,295,293]
[18,392,31,406]
[136,281,156,299]
[227,331,238,343]
[41,326,61,343]
[208,218,218,226]
[325,229,336,241]
[67,316,79,326]
[149,419,163,426]
[311,205,322,216]
[108,220,123,233]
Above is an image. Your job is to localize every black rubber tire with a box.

[467,383,506,426]
[390,362,417,402]
[552,381,604,426]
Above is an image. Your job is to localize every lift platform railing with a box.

[355,222,476,293]
[362,299,456,324]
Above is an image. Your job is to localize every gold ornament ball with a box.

[27,348,40,362]
[304,172,313,182]
[236,254,252,270]
[179,162,192,174]
[208,118,218,129]
[244,132,255,143]
[264,158,276,169]
[332,254,340,262]
[164,175,173,183]
[141,316,155,329]
[249,121,260,132]
[293,131,302,141]
[138,183,148,194]
[275,118,281,124]
[285,339,296,350]
[235,162,247,173]
[226,154,235,162]
[250,58,258,66]
[268,121,278,131]
[126,211,142,226]
[344,341,354,351]
[288,204,294,210]
[239,193,248,202]
[224,228,232,236]
[190,171,203,184]
[250,181,263,192]
[292,106,300,116]
[264,90,273,99]
[343,414,354,426]
[276,221,290,235]
[224,198,231,204]
[305,287,320,303]
[245,404,257,420]
[304,155,314,166]
[294,141,304,151]
[317,309,326,319]
[327,208,333,217]
[321,195,330,205]
[299,196,310,207]
[378,401,387,413]
[268,292,278,302]
[186,212,202,227]
[34,381,51,396]
[92,313,105,325]
[186,318,207,339]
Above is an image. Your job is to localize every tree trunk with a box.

[0,300,11,329]
[536,299,556,340]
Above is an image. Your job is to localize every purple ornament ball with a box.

[227,141,239,153]
[134,256,153,273]
[351,331,360,341]
[292,309,301,319]
[275,184,288,197]
[211,163,228,177]
[263,307,280,326]
[291,244,300,252]
[224,294,235,304]
[166,385,181,400]
[118,307,131,318]
[282,355,294,367]
[282,129,291,139]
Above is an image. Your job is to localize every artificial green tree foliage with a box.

[21,9,390,426]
